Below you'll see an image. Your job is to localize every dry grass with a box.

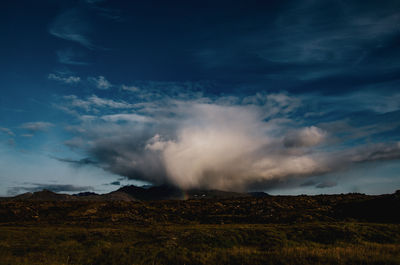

[0,223,399,265]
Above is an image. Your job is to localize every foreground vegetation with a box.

[0,223,399,265]
[0,191,399,264]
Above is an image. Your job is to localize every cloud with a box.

[191,0,400,94]
[300,180,317,187]
[266,2,400,66]
[88,76,113,89]
[48,73,81,84]
[62,96,329,190]
[350,142,400,163]
[86,1,122,21]
[306,91,400,116]
[101,113,151,123]
[59,91,400,191]
[20,122,54,132]
[87,94,130,108]
[109,181,120,185]
[85,0,106,3]
[56,48,89,65]
[341,92,400,114]
[151,104,327,190]
[121,84,140,92]
[50,156,97,166]
[62,95,92,111]
[62,95,133,113]
[243,93,301,118]
[316,180,337,189]
[284,126,326,148]
[49,9,96,49]
[117,80,209,101]
[0,127,14,136]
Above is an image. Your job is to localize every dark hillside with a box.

[1,189,399,265]
[0,190,399,224]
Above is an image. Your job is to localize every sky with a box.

[1,0,400,196]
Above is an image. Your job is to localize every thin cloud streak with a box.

[20,122,54,132]
[56,49,89,65]
[49,9,96,49]
[0,127,14,136]
[48,73,81,84]
[88,76,113,89]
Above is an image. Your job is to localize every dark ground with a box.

[0,190,399,264]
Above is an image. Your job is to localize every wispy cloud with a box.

[300,180,317,187]
[119,80,210,101]
[20,122,54,132]
[50,156,97,166]
[258,5,400,66]
[0,127,14,136]
[109,181,120,186]
[121,84,140,92]
[350,142,400,163]
[86,94,130,108]
[48,73,81,84]
[85,0,106,3]
[193,0,400,91]
[49,9,96,49]
[56,48,89,65]
[85,0,122,21]
[62,95,133,113]
[88,76,113,89]
[316,180,337,189]
[101,113,152,123]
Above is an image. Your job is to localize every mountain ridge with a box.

[1,184,266,201]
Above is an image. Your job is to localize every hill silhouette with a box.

[0,187,399,224]
[0,188,399,264]
[2,184,254,202]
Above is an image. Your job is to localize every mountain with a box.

[4,185,258,201]
[1,190,399,224]
[247,191,271,197]
[74,192,99,197]
[111,185,250,201]
[9,190,76,201]
[114,184,182,200]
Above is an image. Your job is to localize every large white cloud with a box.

[62,94,334,190]
[58,90,400,191]
[145,104,325,190]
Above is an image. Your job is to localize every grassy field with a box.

[0,222,399,265]
[0,193,399,264]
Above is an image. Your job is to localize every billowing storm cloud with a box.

[60,94,330,190]
[146,104,327,190]
[59,91,400,191]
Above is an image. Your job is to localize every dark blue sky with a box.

[1,0,399,195]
